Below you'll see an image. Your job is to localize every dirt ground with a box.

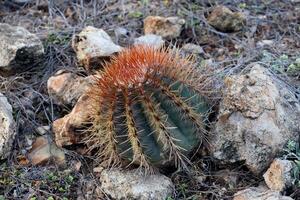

[0,0,299,199]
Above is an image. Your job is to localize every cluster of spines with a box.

[85,45,214,172]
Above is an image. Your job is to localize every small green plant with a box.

[261,51,292,74]
[238,3,247,9]
[0,167,78,199]
[283,140,300,186]
[287,58,300,76]
[128,11,143,18]
[85,46,215,171]
[45,33,70,46]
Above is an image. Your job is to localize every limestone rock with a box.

[263,159,293,191]
[181,43,205,55]
[100,169,174,200]
[144,16,185,39]
[53,93,92,147]
[28,136,66,166]
[257,40,274,48]
[0,93,16,159]
[233,185,293,200]
[0,23,44,76]
[134,34,165,49]
[35,125,51,135]
[114,27,128,37]
[207,6,246,32]
[210,64,300,174]
[72,26,122,71]
[47,70,94,106]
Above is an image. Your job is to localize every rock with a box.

[53,93,92,147]
[257,40,274,48]
[100,169,174,200]
[0,93,16,159]
[144,16,185,39]
[207,6,246,32]
[134,34,165,49]
[74,161,82,171]
[233,185,293,200]
[93,166,104,173]
[10,0,31,4]
[28,136,65,166]
[210,64,300,174]
[0,23,44,76]
[181,43,205,55]
[263,159,293,191]
[35,125,50,135]
[72,26,122,71]
[114,27,128,37]
[47,70,94,106]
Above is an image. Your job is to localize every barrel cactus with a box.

[85,45,214,171]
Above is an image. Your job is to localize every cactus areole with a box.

[86,45,212,170]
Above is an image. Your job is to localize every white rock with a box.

[47,70,94,106]
[11,0,31,3]
[100,169,174,200]
[181,43,205,55]
[144,16,185,39]
[114,27,128,36]
[36,125,50,135]
[263,159,293,191]
[0,93,16,159]
[72,26,122,70]
[257,40,274,48]
[233,185,293,200]
[28,136,65,166]
[210,64,300,174]
[0,23,44,75]
[207,6,246,32]
[53,93,92,147]
[134,34,165,49]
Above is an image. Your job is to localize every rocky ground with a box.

[0,0,299,200]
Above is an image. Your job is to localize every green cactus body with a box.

[86,45,212,170]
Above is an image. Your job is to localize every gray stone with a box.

[134,34,165,49]
[233,185,293,200]
[28,136,65,166]
[100,169,174,200]
[207,6,246,32]
[144,16,185,39]
[47,70,94,106]
[36,125,50,135]
[0,23,44,75]
[257,40,274,48]
[210,64,300,174]
[72,26,122,70]
[53,93,92,147]
[0,93,16,159]
[181,43,205,55]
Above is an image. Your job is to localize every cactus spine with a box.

[86,45,212,171]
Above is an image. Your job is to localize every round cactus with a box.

[85,45,213,171]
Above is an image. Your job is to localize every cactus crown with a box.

[86,45,213,172]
